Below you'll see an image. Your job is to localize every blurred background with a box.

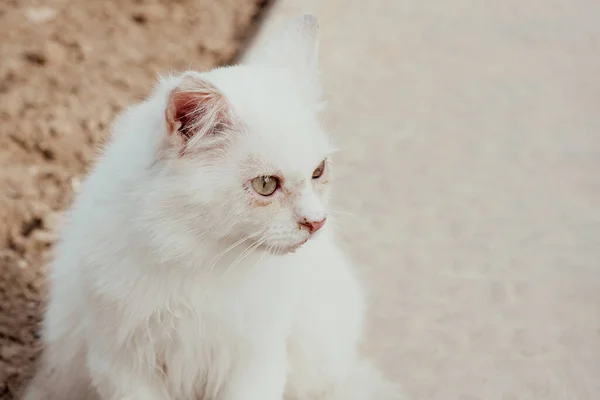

[1,0,599,399]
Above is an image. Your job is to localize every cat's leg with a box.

[222,340,287,400]
[320,360,401,400]
[286,242,400,400]
[86,345,169,400]
[20,340,97,400]
[20,282,97,400]
[23,345,172,400]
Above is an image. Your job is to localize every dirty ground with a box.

[0,0,269,397]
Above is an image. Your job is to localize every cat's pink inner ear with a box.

[165,78,228,141]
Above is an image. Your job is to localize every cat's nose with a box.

[299,217,327,234]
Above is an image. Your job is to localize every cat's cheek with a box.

[249,197,273,208]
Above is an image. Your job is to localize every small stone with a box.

[25,7,57,23]
[32,230,55,243]
[71,177,81,191]
[43,211,62,231]
[0,344,21,359]
[131,13,148,25]
[23,51,47,66]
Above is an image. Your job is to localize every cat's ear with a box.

[165,73,230,154]
[248,14,320,84]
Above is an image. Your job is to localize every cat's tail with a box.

[333,360,404,400]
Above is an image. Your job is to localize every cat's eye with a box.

[250,176,279,196]
[312,160,326,179]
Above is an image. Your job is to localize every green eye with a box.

[312,160,326,179]
[251,176,279,196]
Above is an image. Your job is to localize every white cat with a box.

[23,15,398,400]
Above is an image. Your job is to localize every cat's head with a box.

[150,15,334,255]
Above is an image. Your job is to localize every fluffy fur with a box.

[22,15,398,400]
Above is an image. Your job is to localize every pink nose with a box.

[300,217,327,234]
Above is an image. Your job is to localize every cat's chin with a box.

[264,237,310,256]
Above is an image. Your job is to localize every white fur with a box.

[23,15,398,400]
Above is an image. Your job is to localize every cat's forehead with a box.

[208,66,333,176]
[228,106,329,182]
[236,126,330,181]
[237,93,330,157]
[210,66,318,123]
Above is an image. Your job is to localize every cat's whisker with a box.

[208,231,263,273]
[329,219,348,233]
[223,239,263,277]
[329,209,361,222]
[250,243,271,276]
[328,220,352,244]
[328,210,365,234]
[224,235,273,277]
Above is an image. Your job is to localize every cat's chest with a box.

[143,263,297,341]
[138,267,296,397]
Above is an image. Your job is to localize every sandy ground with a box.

[248,1,600,399]
[0,0,268,397]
